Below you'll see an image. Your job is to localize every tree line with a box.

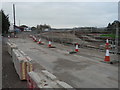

[0,10,10,36]
[107,20,120,34]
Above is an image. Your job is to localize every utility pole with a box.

[13,4,16,36]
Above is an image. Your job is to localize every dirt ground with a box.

[2,37,27,89]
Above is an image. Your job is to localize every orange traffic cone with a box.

[75,43,79,52]
[48,40,52,47]
[104,39,110,62]
[104,49,110,61]
[105,39,109,46]
[37,38,41,44]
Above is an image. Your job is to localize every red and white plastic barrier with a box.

[75,43,79,52]
[104,39,110,62]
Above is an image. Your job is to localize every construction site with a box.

[1,2,120,90]
[2,27,119,89]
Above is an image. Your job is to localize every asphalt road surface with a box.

[2,37,27,89]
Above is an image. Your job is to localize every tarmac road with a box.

[2,37,27,89]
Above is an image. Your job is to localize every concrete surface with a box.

[10,33,119,88]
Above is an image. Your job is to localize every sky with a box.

[2,1,118,28]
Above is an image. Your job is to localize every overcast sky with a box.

[2,2,118,28]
